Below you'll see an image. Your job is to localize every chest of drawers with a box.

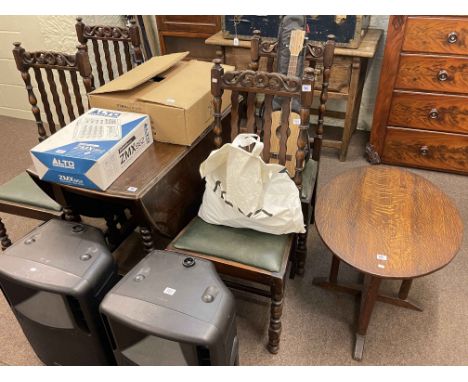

[368,16,468,175]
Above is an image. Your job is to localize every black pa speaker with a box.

[0,219,118,365]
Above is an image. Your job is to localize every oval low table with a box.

[312,166,463,361]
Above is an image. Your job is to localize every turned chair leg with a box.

[267,279,284,354]
[0,217,12,250]
[296,231,307,276]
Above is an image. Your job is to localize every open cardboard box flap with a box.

[88,52,234,146]
[90,51,190,95]
[138,60,234,109]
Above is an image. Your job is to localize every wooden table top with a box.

[315,166,463,279]
[205,29,383,58]
[27,139,189,200]
[27,110,229,201]
[27,105,231,200]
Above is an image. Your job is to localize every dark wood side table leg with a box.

[398,279,412,300]
[353,274,381,361]
[312,254,343,289]
[329,255,340,283]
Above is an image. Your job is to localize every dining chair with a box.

[76,17,144,88]
[166,58,324,354]
[250,31,336,275]
[0,43,94,250]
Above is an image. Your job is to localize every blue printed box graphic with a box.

[31,108,153,191]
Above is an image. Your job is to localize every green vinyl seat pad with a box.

[0,172,62,211]
[172,217,292,273]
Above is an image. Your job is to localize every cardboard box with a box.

[89,52,234,146]
[31,108,153,191]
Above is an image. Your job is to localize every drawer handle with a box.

[437,70,449,82]
[429,108,439,119]
[420,145,429,156]
[447,32,458,44]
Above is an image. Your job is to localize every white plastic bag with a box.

[198,134,305,235]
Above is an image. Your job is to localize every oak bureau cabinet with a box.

[368,16,468,175]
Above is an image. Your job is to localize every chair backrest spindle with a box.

[295,67,315,188]
[76,17,144,87]
[32,66,56,136]
[91,39,105,85]
[277,98,291,165]
[230,91,240,142]
[128,20,143,66]
[245,93,257,134]
[249,31,336,165]
[262,94,274,162]
[211,60,319,191]
[45,67,66,128]
[76,44,95,94]
[113,40,124,76]
[211,58,224,149]
[57,69,76,122]
[101,39,114,81]
[12,42,95,141]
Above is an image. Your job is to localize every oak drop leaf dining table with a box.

[27,111,231,267]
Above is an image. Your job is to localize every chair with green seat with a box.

[0,42,94,250]
[250,31,336,274]
[166,55,327,354]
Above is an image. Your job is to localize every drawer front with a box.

[156,16,221,34]
[403,17,468,55]
[389,91,468,134]
[396,54,468,93]
[382,127,468,173]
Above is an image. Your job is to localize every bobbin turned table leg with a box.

[353,275,381,361]
[140,225,155,254]
[0,217,12,250]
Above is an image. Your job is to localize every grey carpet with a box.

[0,115,466,365]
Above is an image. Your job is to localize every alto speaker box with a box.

[0,219,118,365]
[100,250,239,366]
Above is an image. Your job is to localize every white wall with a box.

[0,15,125,121]
[356,15,389,131]
[324,15,389,131]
